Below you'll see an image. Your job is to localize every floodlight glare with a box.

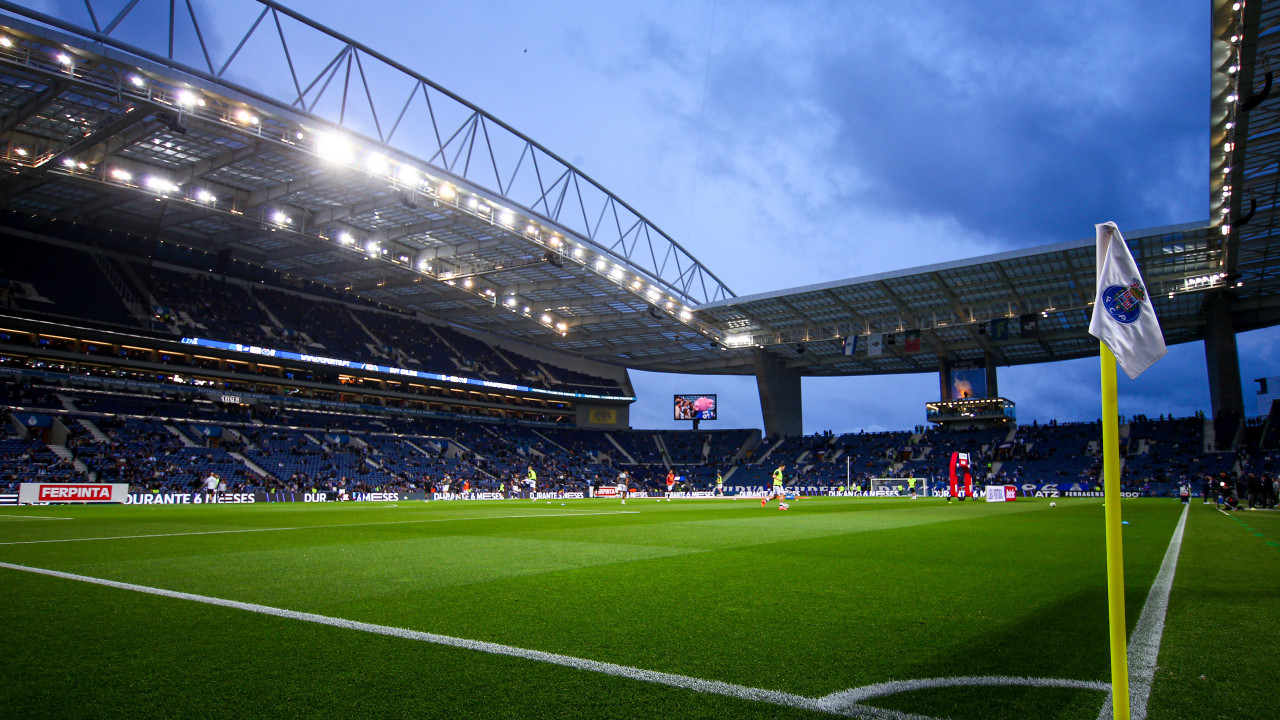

[144,175,177,194]
[56,52,72,65]
[397,165,419,186]
[366,153,390,175]
[541,314,553,324]
[315,132,355,164]
[177,90,197,107]
[129,75,145,87]
[60,157,76,168]
[272,210,291,225]
[438,183,456,199]
[109,168,132,182]
[463,278,474,289]
[0,37,12,48]
[338,232,355,245]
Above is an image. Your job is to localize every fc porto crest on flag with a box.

[1099,279,1147,325]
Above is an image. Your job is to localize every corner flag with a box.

[1088,222,1166,379]
[1088,221,1165,720]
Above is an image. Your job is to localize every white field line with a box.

[1096,503,1189,720]
[0,559,1108,720]
[0,514,74,520]
[0,510,640,546]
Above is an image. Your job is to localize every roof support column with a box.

[754,348,802,439]
[985,353,999,399]
[1204,290,1245,448]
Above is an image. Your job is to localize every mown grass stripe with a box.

[0,510,640,546]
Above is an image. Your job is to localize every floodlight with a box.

[109,168,132,182]
[366,153,390,175]
[144,175,177,194]
[397,165,419,186]
[315,132,354,164]
[272,210,291,225]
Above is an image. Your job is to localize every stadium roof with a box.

[0,0,1275,378]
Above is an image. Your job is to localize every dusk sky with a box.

[36,0,1279,433]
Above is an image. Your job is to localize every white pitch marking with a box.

[1096,503,1189,720]
[0,514,74,520]
[0,510,640,546]
[0,560,1108,720]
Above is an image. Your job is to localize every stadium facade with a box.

[0,0,1274,445]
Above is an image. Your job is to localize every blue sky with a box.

[37,0,1277,433]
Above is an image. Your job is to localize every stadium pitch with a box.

[0,497,1276,719]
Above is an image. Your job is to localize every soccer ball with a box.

[1050,502,1057,508]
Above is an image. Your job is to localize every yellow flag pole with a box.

[1100,342,1130,720]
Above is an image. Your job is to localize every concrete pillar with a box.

[1204,291,1245,448]
[938,357,952,400]
[985,353,999,399]
[754,349,802,438]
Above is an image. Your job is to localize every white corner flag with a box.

[1088,222,1166,379]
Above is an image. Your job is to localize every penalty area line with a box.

[0,514,74,520]
[0,510,640,546]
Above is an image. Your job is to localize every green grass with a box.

[0,497,1274,719]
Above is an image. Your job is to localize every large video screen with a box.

[949,361,988,400]
[674,394,717,420]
